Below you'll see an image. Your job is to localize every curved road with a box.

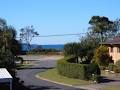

[17,56,84,90]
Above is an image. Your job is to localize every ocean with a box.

[22,44,64,51]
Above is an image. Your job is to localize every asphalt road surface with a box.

[17,56,84,90]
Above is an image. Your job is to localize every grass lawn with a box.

[37,68,91,86]
[100,85,120,90]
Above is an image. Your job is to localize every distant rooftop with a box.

[103,36,120,45]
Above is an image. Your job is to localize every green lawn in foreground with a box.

[37,68,91,85]
[100,85,120,90]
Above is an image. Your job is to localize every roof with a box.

[103,36,120,45]
[0,68,12,80]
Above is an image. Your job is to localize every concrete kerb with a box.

[35,74,95,90]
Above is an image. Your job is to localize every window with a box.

[110,47,113,52]
[117,47,120,53]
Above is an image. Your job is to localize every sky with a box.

[0,0,120,44]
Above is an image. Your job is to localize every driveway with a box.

[17,55,84,90]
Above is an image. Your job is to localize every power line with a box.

[36,33,86,37]
[16,33,86,38]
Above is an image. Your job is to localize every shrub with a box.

[57,57,101,81]
[63,43,79,56]
[91,74,101,83]
[0,50,15,69]
[86,63,101,78]
[93,45,111,68]
[66,56,78,63]
[57,59,87,79]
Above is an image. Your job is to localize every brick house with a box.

[103,36,120,63]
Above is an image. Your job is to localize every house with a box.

[103,36,120,63]
[0,68,13,90]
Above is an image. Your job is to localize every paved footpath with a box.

[17,56,84,90]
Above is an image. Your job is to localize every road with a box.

[17,56,84,90]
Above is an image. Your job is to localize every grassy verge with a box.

[100,85,120,90]
[37,68,91,86]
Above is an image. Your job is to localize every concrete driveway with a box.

[17,55,84,90]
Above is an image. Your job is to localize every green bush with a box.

[57,57,100,81]
[86,63,101,78]
[63,43,80,56]
[66,56,78,63]
[91,74,101,83]
[93,45,111,68]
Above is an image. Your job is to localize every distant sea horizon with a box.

[22,43,64,51]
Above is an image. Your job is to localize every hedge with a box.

[57,57,100,80]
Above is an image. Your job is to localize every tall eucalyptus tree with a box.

[0,18,21,69]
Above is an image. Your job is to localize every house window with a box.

[110,47,113,52]
[117,47,120,53]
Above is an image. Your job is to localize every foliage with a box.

[114,60,120,73]
[27,48,61,55]
[87,63,101,77]
[57,59,88,80]
[57,57,101,81]
[113,19,120,34]
[63,32,101,64]
[20,26,39,51]
[63,16,120,64]
[91,74,101,83]
[63,42,80,56]
[0,18,21,69]
[89,16,117,43]
[11,39,21,55]
[93,45,111,68]
[16,57,24,64]
[0,50,15,69]
[79,32,100,61]
[63,39,93,63]
[66,56,78,63]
